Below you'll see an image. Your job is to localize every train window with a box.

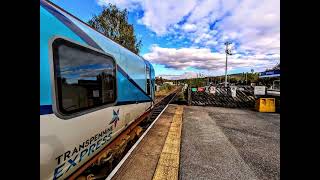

[52,38,116,116]
[146,65,151,95]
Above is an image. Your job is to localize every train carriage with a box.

[40,0,155,179]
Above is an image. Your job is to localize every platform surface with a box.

[180,106,280,180]
[111,105,181,180]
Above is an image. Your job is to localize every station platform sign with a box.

[259,70,280,78]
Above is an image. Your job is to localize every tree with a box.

[188,78,206,87]
[155,77,164,85]
[88,3,142,54]
[229,77,237,84]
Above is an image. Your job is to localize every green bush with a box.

[187,78,206,87]
[177,92,186,101]
[159,83,173,91]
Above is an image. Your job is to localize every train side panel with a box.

[40,1,154,179]
[40,103,149,180]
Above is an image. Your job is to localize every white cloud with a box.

[140,0,198,35]
[97,0,141,10]
[97,0,280,73]
[187,0,220,23]
[144,45,279,74]
[97,0,198,35]
[205,40,218,46]
[181,23,197,32]
[158,71,199,80]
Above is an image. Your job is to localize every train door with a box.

[146,65,151,96]
[146,64,152,109]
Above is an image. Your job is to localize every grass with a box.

[155,84,176,97]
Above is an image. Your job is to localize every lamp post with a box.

[245,72,247,85]
[224,41,232,87]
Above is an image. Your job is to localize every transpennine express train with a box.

[40,0,155,179]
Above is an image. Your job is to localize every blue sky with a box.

[50,0,280,79]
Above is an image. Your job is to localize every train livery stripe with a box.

[40,0,103,51]
[40,99,151,115]
[40,105,53,115]
[117,65,152,100]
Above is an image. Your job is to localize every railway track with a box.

[68,87,182,180]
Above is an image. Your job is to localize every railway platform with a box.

[107,105,280,180]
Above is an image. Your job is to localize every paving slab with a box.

[153,106,183,180]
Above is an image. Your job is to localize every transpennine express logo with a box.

[109,109,120,127]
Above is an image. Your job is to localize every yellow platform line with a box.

[152,106,184,180]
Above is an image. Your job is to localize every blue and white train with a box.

[40,0,155,179]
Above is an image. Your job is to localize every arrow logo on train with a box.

[109,109,120,127]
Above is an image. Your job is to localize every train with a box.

[40,0,155,179]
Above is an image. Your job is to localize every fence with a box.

[187,86,256,108]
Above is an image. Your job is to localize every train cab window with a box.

[52,38,116,116]
[146,65,151,95]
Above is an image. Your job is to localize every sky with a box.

[50,0,280,80]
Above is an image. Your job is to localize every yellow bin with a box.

[255,98,276,112]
